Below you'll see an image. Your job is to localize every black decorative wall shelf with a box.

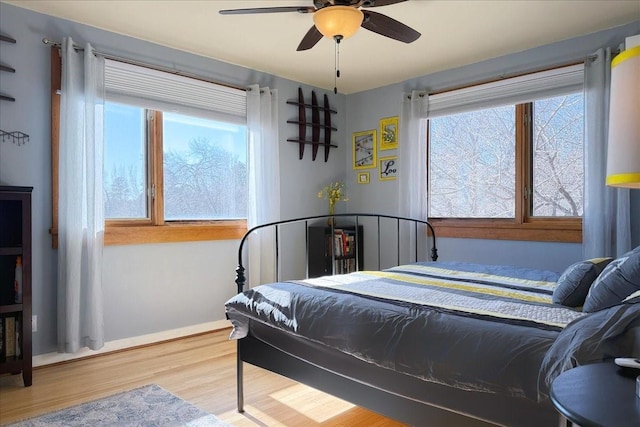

[0,31,16,103]
[0,30,29,143]
[286,88,337,162]
[0,34,16,43]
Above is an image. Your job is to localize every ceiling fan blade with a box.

[361,0,408,7]
[297,26,324,51]
[361,10,420,43]
[219,6,315,15]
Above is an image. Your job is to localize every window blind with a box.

[428,64,584,118]
[104,59,246,124]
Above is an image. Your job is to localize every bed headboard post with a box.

[235,265,246,293]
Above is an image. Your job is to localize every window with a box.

[50,50,248,246]
[103,104,247,222]
[531,95,584,217]
[430,104,517,218]
[104,102,146,219]
[427,65,584,242]
[161,112,247,221]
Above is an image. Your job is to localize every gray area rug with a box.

[7,384,231,427]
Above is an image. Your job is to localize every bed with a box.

[225,213,640,427]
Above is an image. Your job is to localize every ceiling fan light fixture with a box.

[313,6,364,39]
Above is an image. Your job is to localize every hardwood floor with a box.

[0,329,406,426]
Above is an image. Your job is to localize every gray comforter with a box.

[225,261,640,403]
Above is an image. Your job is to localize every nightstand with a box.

[550,362,640,427]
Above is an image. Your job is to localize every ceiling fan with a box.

[219,0,421,51]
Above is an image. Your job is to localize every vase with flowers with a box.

[318,181,348,225]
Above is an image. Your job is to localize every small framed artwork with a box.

[379,156,398,181]
[379,116,398,150]
[357,172,370,184]
[353,129,377,169]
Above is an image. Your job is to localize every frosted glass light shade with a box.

[606,44,640,188]
[313,6,363,39]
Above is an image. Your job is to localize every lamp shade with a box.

[313,6,363,39]
[606,44,640,188]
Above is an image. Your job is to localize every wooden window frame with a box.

[49,48,246,248]
[428,103,582,243]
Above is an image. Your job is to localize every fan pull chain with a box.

[334,35,343,95]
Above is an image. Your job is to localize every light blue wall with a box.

[346,21,640,273]
[1,2,638,356]
[0,3,347,355]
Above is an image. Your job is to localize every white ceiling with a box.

[4,0,640,94]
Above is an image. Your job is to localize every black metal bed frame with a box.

[230,213,561,427]
[235,212,438,295]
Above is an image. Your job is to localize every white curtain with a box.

[398,90,429,261]
[583,48,631,258]
[57,38,105,353]
[247,85,280,288]
[398,90,429,218]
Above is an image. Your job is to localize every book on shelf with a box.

[15,317,21,358]
[333,230,346,257]
[5,316,16,357]
[330,229,356,257]
[325,229,344,257]
[319,227,359,275]
[345,234,355,256]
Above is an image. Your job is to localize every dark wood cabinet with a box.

[308,225,363,278]
[0,186,32,386]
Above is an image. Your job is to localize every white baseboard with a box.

[33,319,232,368]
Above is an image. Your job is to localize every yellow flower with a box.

[318,181,347,207]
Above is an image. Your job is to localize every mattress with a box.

[226,261,640,402]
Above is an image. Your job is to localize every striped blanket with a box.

[296,262,584,330]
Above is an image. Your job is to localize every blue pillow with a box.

[583,246,640,313]
[552,258,613,307]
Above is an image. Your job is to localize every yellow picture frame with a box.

[353,129,377,169]
[357,172,370,184]
[379,116,398,150]
[379,156,398,181]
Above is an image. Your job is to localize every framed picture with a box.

[353,129,377,169]
[357,172,370,184]
[379,156,397,181]
[379,116,398,150]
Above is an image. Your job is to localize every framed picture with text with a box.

[353,129,377,169]
[379,156,397,181]
[379,116,398,150]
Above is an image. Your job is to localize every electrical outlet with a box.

[32,315,37,332]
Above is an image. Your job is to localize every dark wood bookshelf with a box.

[0,186,33,386]
[308,225,363,278]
